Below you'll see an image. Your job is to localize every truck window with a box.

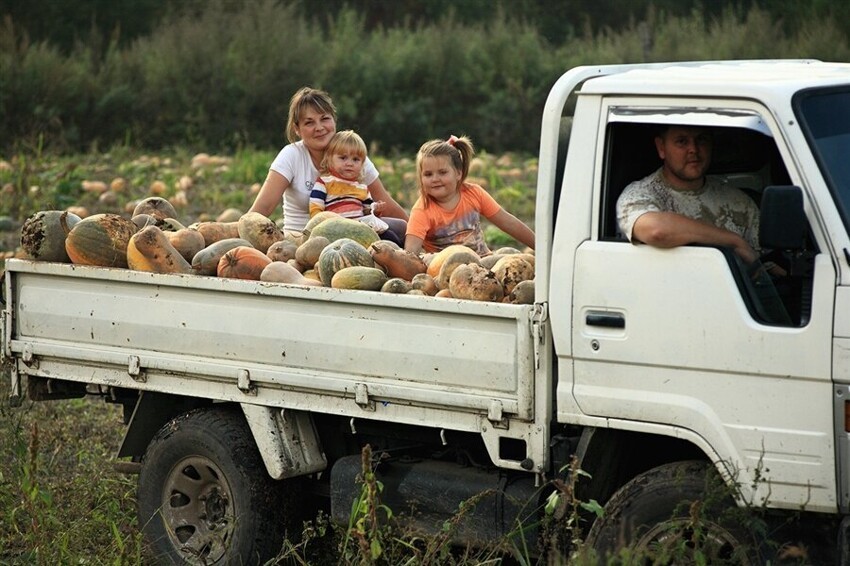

[601,121,816,327]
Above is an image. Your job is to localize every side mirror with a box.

[759,185,807,250]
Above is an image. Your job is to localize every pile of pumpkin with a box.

[19,197,534,304]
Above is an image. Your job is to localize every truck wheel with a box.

[137,406,294,565]
[585,460,761,565]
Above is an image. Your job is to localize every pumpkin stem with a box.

[59,211,70,235]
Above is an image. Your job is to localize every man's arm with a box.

[632,211,758,264]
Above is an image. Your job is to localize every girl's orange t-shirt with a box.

[406,182,501,254]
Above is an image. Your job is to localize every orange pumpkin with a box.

[217,246,271,280]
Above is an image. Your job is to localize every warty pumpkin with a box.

[237,211,285,253]
[21,210,81,262]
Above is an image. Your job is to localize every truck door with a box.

[567,104,837,512]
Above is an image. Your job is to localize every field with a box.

[0,147,541,564]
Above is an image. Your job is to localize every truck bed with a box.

[2,259,536,434]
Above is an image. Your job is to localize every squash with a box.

[436,249,481,290]
[132,197,178,221]
[287,258,306,273]
[411,273,438,296]
[217,246,271,280]
[331,266,388,291]
[216,208,243,223]
[381,278,412,294]
[493,246,522,255]
[449,263,504,302]
[509,279,535,304]
[369,241,427,281]
[260,261,323,287]
[491,255,535,295]
[316,238,374,286]
[194,221,241,247]
[302,211,340,237]
[131,214,158,230]
[127,225,193,274]
[166,228,206,262]
[237,211,284,253]
[21,210,81,262]
[309,216,379,248]
[435,289,453,298]
[302,269,322,283]
[295,236,331,269]
[426,244,478,278]
[64,213,137,268]
[191,238,253,275]
[266,239,299,263]
[480,253,506,270]
[158,218,187,231]
[407,289,426,296]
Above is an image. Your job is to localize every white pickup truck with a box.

[3,60,850,564]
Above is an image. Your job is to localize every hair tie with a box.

[447,135,459,146]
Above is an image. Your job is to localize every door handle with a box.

[586,312,625,329]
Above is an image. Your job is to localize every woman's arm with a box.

[488,208,536,250]
[367,178,409,221]
[249,170,291,217]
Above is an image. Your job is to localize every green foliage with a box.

[3,1,849,156]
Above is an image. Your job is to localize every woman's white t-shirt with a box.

[270,141,379,231]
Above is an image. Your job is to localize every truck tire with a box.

[585,460,761,565]
[137,406,293,565]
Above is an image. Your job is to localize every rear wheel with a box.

[137,406,299,565]
[585,460,762,565]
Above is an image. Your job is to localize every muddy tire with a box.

[137,406,294,565]
[585,460,762,565]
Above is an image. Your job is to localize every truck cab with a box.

[538,61,850,558]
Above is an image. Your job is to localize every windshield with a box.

[796,87,850,229]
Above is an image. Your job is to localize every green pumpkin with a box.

[317,238,374,286]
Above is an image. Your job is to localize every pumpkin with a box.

[21,210,81,262]
[191,238,253,275]
[331,266,388,291]
[426,244,479,278]
[509,279,535,304]
[369,241,427,281]
[491,255,535,295]
[127,225,193,274]
[303,211,340,237]
[411,273,439,296]
[193,221,241,247]
[381,278,412,294]
[237,211,284,253]
[158,218,187,231]
[316,238,374,286]
[217,246,271,280]
[216,208,243,223]
[295,236,331,269]
[260,261,323,287]
[480,253,506,270]
[436,249,481,290]
[64,213,137,268]
[309,216,379,248]
[302,269,322,283]
[166,228,206,262]
[131,214,158,230]
[449,263,504,302]
[132,197,178,221]
[493,246,522,255]
[435,289,454,298]
[407,289,426,296]
[287,258,306,272]
[266,239,299,263]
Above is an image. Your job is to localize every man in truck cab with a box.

[616,124,760,265]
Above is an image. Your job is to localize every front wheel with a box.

[137,406,298,565]
[585,460,762,565]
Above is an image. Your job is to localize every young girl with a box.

[248,87,407,237]
[309,130,403,245]
[404,135,535,256]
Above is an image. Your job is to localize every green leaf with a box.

[580,498,604,518]
[370,538,383,559]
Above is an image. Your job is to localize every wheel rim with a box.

[635,517,752,566]
[160,455,235,564]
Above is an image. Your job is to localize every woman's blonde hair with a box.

[286,87,337,143]
[319,130,368,178]
[415,135,474,206]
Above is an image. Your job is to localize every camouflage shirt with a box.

[616,167,760,250]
